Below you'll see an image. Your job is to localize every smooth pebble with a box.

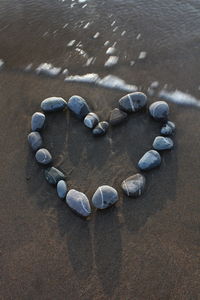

[119,92,147,112]
[161,121,175,136]
[121,174,146,197]
[28,132,43,151]
[35,148,52,165]
[92,185,118,209]
[45,167,65,185]
[149,101,169,121]
[41,97,67,112]
[109,108,128,125]
[92,121,109,136]
[31,112,45,131]
[66,189,91,217]
[153,136,174,150]
[84,112,99,128]
[138,150,161,170]
[57,180,68,199]
[67,95,90,119]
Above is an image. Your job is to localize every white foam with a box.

[63,23,68,29]
[84,57,95,66]
[67,40,76,47]
[82,4,87,8]
[150,81,159,88]
[111,21,116,26]
[104,41,110,46]
[159,90,200,108]
[121,30,126,36]
[130,60,135,66]
[75,48,88,58]
[106,47,116,55]
[0,59,5,69]
[36,63,61,77]
[104,56,119,67]
[138,51,147,59]
[93,32,100,39]
[24,63,33,72]
[83,22,90,29]
[113,26,118,32]
[78,0,87,2]
[136,33,141,40]
[65,73,99,83]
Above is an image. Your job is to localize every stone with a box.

[84,112,99,128]
[67,95,90,119]
[57,180,68,199]
[138,150,161,170]
[66,189,91,217]
[41,97,67,112]
[109,108,128,125]
[119,92,148,112]
[121,174,146,197]
[149,101,169,121]
[92,121,109,136]
[45,167,65,185]
[31,112,45,131]
[35,148,52,165]
[28,132,43,151]
[153,136,174,150]
[92,185,118,209]
[161,121,175,136]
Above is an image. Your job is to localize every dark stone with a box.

[92,185,118,209]
[31,112,45,131]
[149,101,169,121]
[161,121,175,136]
[119,92,148,112]
[138,150,161,170]
[121,173,146,197]
[66,189,91,217]
[28,131,43,151]
[92,121,109,136]
[109,108,128,125]
[35,148,52,165]
[45,167,65,185]
[41,97,67,112]
[84,112,99,128]
[153,136,173,150]
[67,95,90,119]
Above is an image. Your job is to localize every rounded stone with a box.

[66,189,91,217]
[138,150,161,171]
[67,95,90,119]
[84,112,99,128]
[119,92,148,113]
[41,97,67,112]
[28,131,43,151]
[57,180,68,199]
[121,174,146,197]
[45,167,65,185]
[92,185,118,209]
[161,121,175,136]
[109,108,128,126]
[153,136,174,150]
[149,101,169,121]
[31,112,45,131]
[92,121,109,136]
[35,148,52,165]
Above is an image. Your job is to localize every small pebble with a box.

[121,173,146,197]
[31,112,45,131]
[149,101,169,121]
[92,121,109,136]
[41,97,67,112]
[67,95,90,119]
[161,121,175,136]
[45,167,65,185]
[138,150,161,171]
[35,148,52,165]
[84,112,99,128]
[109,108,128,126]
[28,132,43,151]
[92,185,118,209]
[57,180,68,199]
[119,92,148,112]
[66,189,91,217]
[153,136,174,150]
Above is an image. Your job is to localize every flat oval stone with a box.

[109,108,128,125]
[92,121,109,136]
[67,95,90,119]
[153,136,174,150]
[66,189,91,217]
[35,148,52,165]
[161,121,175,136]
[45,167,65,185]
[121,174,146,197]
[31,112,45,131]
[57,180,68,199]
[41,97,67,112]
[92,185,118,209]
[119,92,148,113]
[84,112,99,128]
[28,132,43,151]
[138,150,161,170]
[149,101,169,121]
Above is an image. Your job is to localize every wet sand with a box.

[0,0,200,299]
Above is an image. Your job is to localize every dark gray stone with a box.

[149,101,169,121]
[57,180,68,199]
[31,112,45,131]
[35,148,52,165]
[66,189,91,217]
[28,131,43,151]
[161,121,176,136]
[41,97,67,112]
[84,112,99,128]
[138,150,161,170]
[121,173,146,197]
[45,167,65,185]
[109,108,128,125]
[92,185,118,209]
[153,136,173,150]
[67,95,90,119]
[92,121,109,136]
[119,92,148,113]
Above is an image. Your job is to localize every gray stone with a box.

[31,112,45,131]
[35,148,52,165]
[28,131,43,151]
[45,167,65,185]
[41,97,67,112]
[67,95,90,119]
[57,180,68,199]
[138,150,161,170]
[109,108,128,125]
[92,121,109,136]
[119,92,148,113]
[161,121,175,136]
[92,185,118,209]
[84,112,99,128]
[153,136,174,150]
[66,189,91,217]
[121,174,146,197]
[149,101,169,121]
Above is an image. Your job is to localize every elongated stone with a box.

[84,112,99,128]
[92,121,109,136]
[28,132,43,151]
[149,101,169,121]
[57,180,68,199]
[119,92,148,112]
[45,167,65,185]
[138,150,161,170]
[153,136,174,150]
[66,189,91,217]
[121,174,146,197]
[67,95,90,119]
[35,148,52,165]
[31,112,45,131]
[41,97,67,112]
[161,121,175,136]
[92,185,118,209]
[109,108,128,125]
